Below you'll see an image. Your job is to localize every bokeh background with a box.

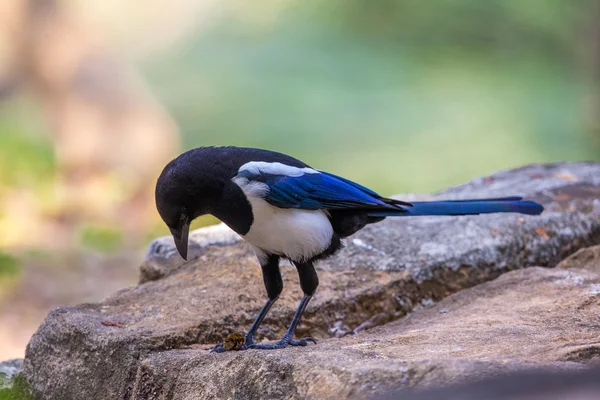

[1,0,599,359]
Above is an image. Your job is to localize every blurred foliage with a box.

[0,252,20,302]
[0,375,33,400]
[0,252,19,278]
[0,120,55,190]
[142,0,599,195]
[79,225,124,253]
[313,0,591,62]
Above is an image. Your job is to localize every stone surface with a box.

[26,265,600,399]
[21,163,600,399]
[141,223,240,284]
[557,244,600,275]
[388,366,600,400]
[133,265,600,399]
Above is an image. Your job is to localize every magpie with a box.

[155,146,544,352]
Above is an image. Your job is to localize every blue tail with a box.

[368,197,544,217]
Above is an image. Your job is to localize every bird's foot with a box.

[209,343,226,353]
[247,336,317,350]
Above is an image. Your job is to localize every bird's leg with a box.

[242,297,276,347]
[210,254,282,353]
[248,294,317,349]
[249,261,318,350]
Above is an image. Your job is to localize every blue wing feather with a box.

[317,170,381,197]
[236,167,543,217]
[244,169,402,211]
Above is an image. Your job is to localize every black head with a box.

[156,146,305,259]
[155,148,232,260]
[156,164,193,260]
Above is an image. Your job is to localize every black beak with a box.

[169,217,190,260]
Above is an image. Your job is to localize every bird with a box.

[155,146,544,352]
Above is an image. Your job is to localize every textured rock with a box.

[140,265,599,399]
[22,163,600,399]
[27,265,599,399]
[141,223,240,284]
[557,244,600,275]
[387,366,600,400]
[139,265,600,398]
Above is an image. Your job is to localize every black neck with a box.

[209,181,254,235]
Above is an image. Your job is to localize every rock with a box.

[557,244,600,275]
[386,366,600,400]
[22,163,600,399]
[130,266,600,398]
[140,223,241,283]
[27,266,600,399]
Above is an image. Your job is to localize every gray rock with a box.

[22,163,600,399]
[126,266,600,399]
[557,243,600,275]
[30,265,599,399]
[141,223,240,283]
[385,366,600,400]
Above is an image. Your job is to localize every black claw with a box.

[210,337,257,353]
[210,343,226,353]
[289,336,317,346]
[288,340,307,347]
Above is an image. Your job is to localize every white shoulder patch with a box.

[238,161,318,177]
[231,176,269,197]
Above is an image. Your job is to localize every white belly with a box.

[242,195,333,263]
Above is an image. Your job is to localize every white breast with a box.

[232,177,333,263]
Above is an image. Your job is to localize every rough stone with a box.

[132,266,600,398]
[141,223,240,284]
[26,265,600,399]
[388,366,600,400]
[21,163,600,399]
[557,244,600,275]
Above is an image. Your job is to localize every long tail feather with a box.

[367,197,544,217]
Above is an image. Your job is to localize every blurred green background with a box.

[145,0,599,191]
[0,0,599,359]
